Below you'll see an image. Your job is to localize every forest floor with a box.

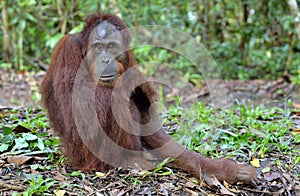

[0,68,299,195]
[0,69,299,109]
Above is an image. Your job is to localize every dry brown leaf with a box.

[292,128,300,134]
[185,181,196,189]
[223,181,240,194]
[292,102,300,109]
[162,182,175,189]
[204,175,236,196]
[184,188,198,196]
[7,156,33,165]
[264,172,281,182]
[12,125,31,134]
[53,173,65,181]
[282,173,292,182]
[83,185,94,193]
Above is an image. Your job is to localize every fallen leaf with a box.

[292,128,300,134]
[54,190,66,196]
[136,187,151,195]
[282,173,292,182]
[95,171,106,178]
[264,172,281,182]
[292,103,300,109]
[83,185,94,193]
[185,181,196,189]
[159,184,168,196]
[184,188,198,196]
[12,125,31,134]
[262,167,271,173]
[117,189,130,196]
[189,177,199,184]
[223,180,240,193]
[110,189,119,195]
[250,158,260,168]
[293,185,300,192]
[53,173,65,181]
[129,169,140,175]
[7,156,33,165]
[138,170,148,176]
[203,175,236,196]
[162,182,175,189]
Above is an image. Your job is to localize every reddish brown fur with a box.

[41,13,257,184]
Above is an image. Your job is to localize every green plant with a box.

[0,108,59,158]
[165,100,298,162]
[1,0,298,80]
[21,174,57,195]
[142,157,174,177]
[70,171,86,181]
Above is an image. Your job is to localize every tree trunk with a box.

[287,0,300,40]
[1,1,11,63]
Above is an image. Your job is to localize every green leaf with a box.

[22,133,38,141]
[70,171,82,176]
[3,134,14,144]
[40,179,57,191]
[69,23,84,34]
[295,156,300,166]
[3,126,12,135]
[25,13,37,23]
[19,20,26,31]
[0,144,9,152]
[157,169,173,176]
[262,167,271,173]
[46,33,64,49]
[12,138,28,151]
[30,164,39,170]
[36,138,45,151]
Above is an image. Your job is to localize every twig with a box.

[0,180,24,191]
[243,187,275,194]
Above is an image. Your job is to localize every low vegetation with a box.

[0,101,299,195]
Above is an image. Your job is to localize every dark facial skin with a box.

[87,21,125,85]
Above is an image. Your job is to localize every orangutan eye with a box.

[95,43,104,50]
[108,43,119,53]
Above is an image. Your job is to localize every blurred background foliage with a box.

[0,0,299,81]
